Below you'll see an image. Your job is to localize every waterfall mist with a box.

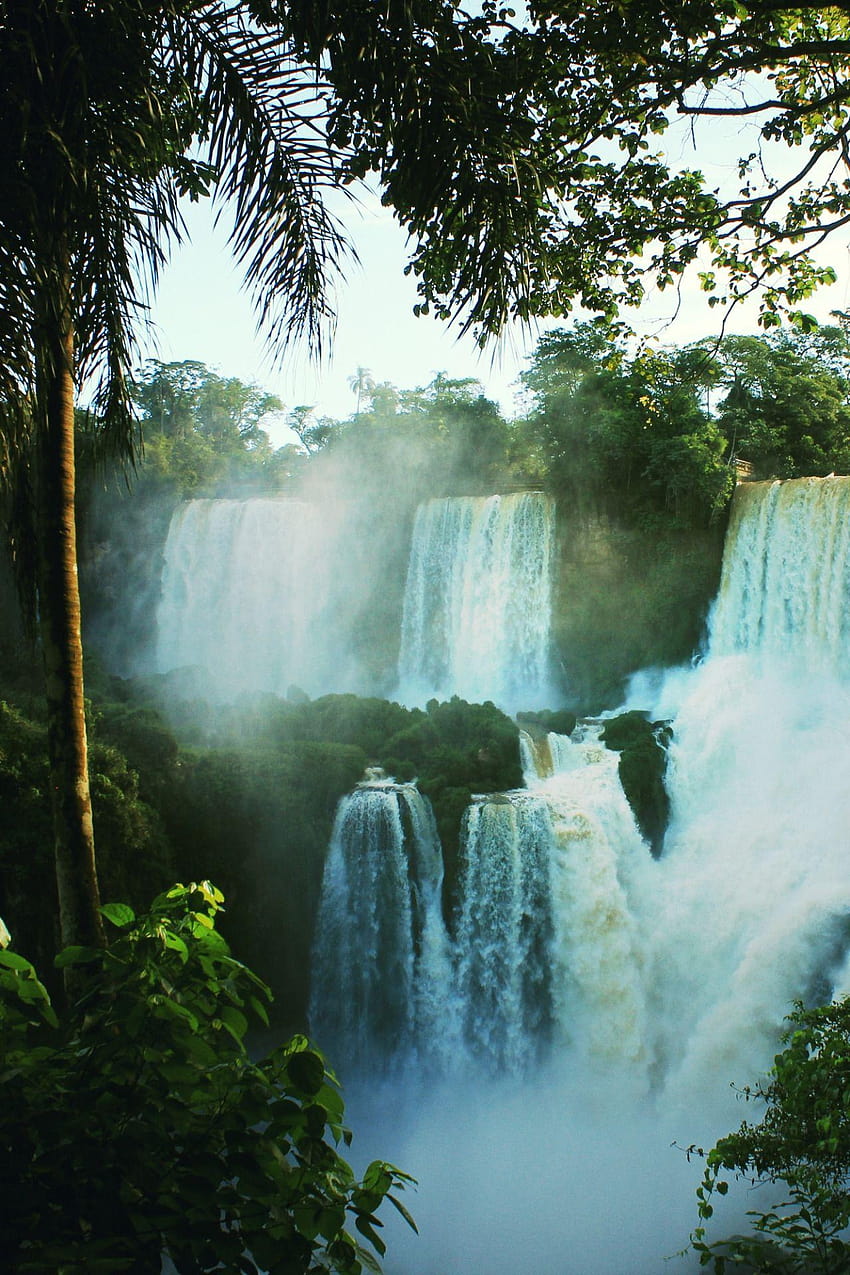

[304,476,850,1273]
[131,471,850,1271]
[153,487,558,712]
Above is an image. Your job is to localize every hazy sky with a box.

[145,168,850,445]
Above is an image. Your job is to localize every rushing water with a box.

[156,490,556,707]
[308,476,850,1274]
[309,779,455,1074]
[396,492,556,709]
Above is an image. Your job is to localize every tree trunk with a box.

[34,264,105,957]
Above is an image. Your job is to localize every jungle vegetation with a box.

[8,2,850,1268]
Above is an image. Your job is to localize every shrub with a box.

[691,998,850,1274]
[0,883,414,1274]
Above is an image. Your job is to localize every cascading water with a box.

[711,475,850,665]
[308,475,850,1274]
[528,724,653,1076]
[644,476,850,1106]
[454,793,555,1073]
[309,778,454,1073]
[396,492,556,708]
[155,497,349,699]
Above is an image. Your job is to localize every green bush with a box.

[0,701,174,981]
[0,882,414,1274]
[692,998,850,1273]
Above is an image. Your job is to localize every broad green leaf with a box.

[54,945,102,968]
[0,950,38,972]
[287,1049,325,1095]
[101,902,136,928]
[219,1005,249,1042]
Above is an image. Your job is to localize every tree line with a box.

[122,319,850,526]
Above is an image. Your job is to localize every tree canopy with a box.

[692,997,850,1273]
[405,1,850,333]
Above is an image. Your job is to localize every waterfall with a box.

[540,725,652,1074]
[647,476,850,1104]
[309,779,454,1072]
[710,475,850,670]
[454,794,555,1073]
[396,492,556,709]
[156,498,341,698]
[306,476,850,1274]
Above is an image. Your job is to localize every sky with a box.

[144,149,850,447]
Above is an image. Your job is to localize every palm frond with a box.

[164,4,354,358]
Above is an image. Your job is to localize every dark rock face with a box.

[601,710,672,856]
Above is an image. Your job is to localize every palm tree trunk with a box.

[34,260,104,955]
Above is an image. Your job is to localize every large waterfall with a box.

[308,476,850,1274]
[153,496,392,699]
[154,490,555,708]
[711,474,850,667]
[396,492,556,708]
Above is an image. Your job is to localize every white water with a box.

[309,779,455,1074]
[396,492,556,709]
[310,476,850,1273]
[155,498,353,699]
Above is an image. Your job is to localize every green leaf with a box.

[387,1192,418,1232]
[354,1213,386,1256]
[101,902,136,928]
[248,994,269,1026]
[287,1049,326,1095]
[218,1005,249,1043]
[54,945,102,968]
[163,933,189,962]
[0,950,38,972]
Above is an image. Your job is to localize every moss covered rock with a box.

[601,711,672,855]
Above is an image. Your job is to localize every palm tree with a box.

[0,0,557,953]
[348,367,377,418]
[0,1,352,954]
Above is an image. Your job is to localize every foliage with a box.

[0,699,173,982]
[216,692,523,798]
[518,324,734,527]
[388,696,523,903]
[2,0,590,955]
[159,740,368,1029]
[696,327,850,479]
[129,360,295,498]
[90,686,520,1022]
[311,371,520,499]
[691,999,850,1274]
[209,692,522,908]
[0,882,414,1274]
[447,3,850,331]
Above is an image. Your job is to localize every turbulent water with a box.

[309,476,850,1274]
[309,779,454,1074]
[396,492,556,708]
